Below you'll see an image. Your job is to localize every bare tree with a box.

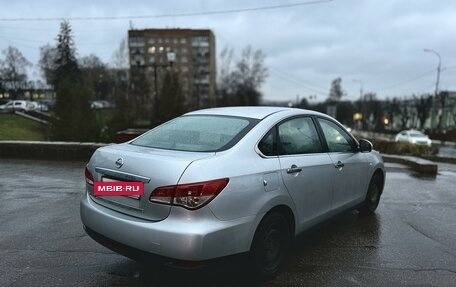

[414,94,432,129]
[38,44,58,87]
[328,77,345,102]
[362,92,382,130]
[218,45,268,106]
[234,45,268,90]
[111,37,129,69]
[218,46,235,95]
[0,46,31,98]
[387,97,400,129]
[160,71,185,122]
[79,54,112,101]
[397,101,411,129]
[109,36,130,106]
[103,37,134,139]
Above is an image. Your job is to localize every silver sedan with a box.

[80,106,385,277]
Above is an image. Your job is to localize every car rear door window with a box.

[277,117,323,155]
[258,129,277,156]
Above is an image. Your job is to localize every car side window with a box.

[258,129,276,156]
[318,118,355,153]
[277,117,323,155]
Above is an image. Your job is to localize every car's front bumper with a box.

[80,193,255,261]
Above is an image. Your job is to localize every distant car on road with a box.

[395,129,432,146]
[90,101,104,109]
[38,100,55,111]
[90,100,115,109]
[0,100,35,113]
[81,107,385,278]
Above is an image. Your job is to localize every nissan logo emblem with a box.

[115,158,124,169]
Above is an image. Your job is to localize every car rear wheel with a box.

[250,212,290,278]
[358,174,382,215]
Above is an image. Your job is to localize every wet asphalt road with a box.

[0,159,456,287]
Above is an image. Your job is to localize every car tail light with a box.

[85,166,94,186]
[150,178,229,210]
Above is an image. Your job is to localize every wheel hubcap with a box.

[370,185,379,203]
[261,226,283,266]
[264,230,280,259]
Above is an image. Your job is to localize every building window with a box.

[192,36,209,47]
[131,48,144,55]
[129,37,145,47]
[148,46,156,54]
[180,38,187,44]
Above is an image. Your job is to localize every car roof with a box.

[401,129,425,134]
[185,106,325,120]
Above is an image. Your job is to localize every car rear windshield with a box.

[130,115,259,152]
[410,132,425,137]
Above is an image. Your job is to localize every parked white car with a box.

[0,100,35,112]
[90,100,115,109]
[30,101,49,112]
[395,130,432,146]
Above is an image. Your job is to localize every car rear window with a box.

[130,115,258,152]
[410,132,425,137]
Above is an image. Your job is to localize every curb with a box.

[0,141,109,162]
[382,154,438,176]
[420,155,456,164]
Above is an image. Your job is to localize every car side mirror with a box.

[358,139,373,153]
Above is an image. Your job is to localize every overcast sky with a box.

[1,0,455,103]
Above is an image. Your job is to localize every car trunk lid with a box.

[88,143,214,221]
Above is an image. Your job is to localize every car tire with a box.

[250,212,290,279]
[358,174,382,215]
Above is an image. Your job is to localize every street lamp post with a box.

[150,49,176,126]
[424,48,443,130]
[423,48,441,97]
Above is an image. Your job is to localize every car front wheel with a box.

[250,212,291,278]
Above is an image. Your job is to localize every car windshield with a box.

[130,115,258,152]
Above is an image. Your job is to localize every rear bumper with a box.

[80,193,255,261]
[83,224,174,264]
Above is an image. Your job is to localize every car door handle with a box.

[334,161,345,169]
[287,165,302,174]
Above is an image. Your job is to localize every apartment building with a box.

[128,28,216,113]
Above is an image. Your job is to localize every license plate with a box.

[94,178,144,198]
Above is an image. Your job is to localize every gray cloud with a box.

[1,0,455,102]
